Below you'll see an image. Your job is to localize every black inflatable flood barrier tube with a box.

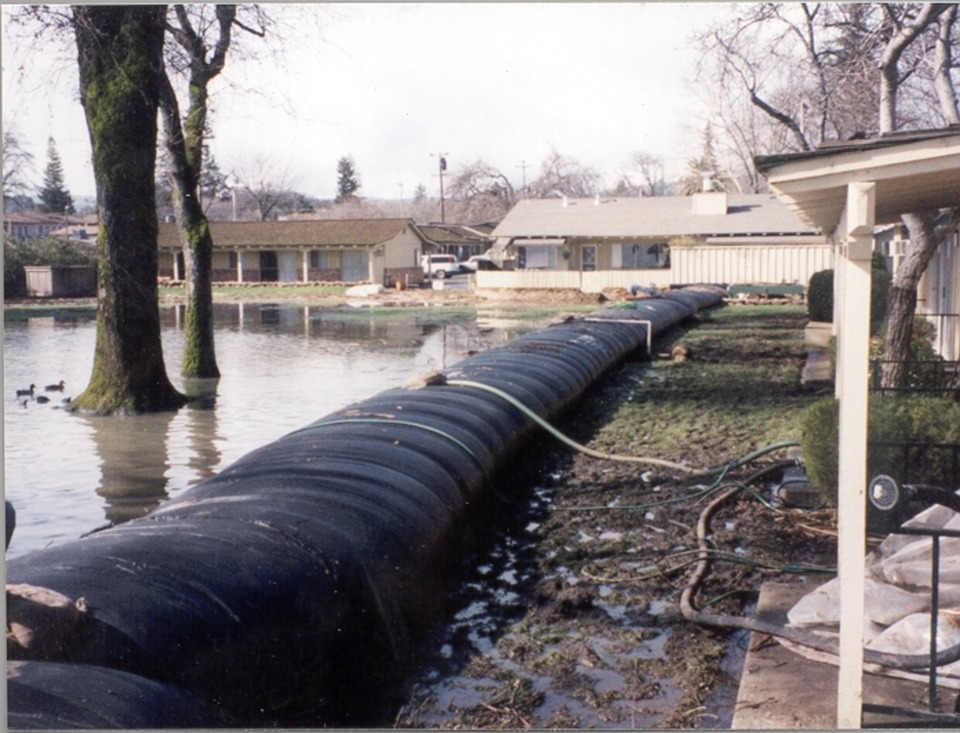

[6,286,725,728]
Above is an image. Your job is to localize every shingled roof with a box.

[157,218,418,250]
[491,193,819,239]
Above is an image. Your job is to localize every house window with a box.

[310,250,332,269]
[620,243,669,269]
[521,245,558,270]
[228,252,238,269]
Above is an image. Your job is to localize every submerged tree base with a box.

[69,384,189,416]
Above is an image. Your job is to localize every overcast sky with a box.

[2,3,730,203]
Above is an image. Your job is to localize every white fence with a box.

[476,244,833,294]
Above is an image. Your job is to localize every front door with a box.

[582,245,597,272]
[259,251,278,282]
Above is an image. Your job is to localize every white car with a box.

[421,254,461,278]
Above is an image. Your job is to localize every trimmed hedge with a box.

[806,253,890,335]
[802,395,960,505]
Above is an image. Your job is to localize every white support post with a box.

[236,251,244,283]
[835,181,875,729]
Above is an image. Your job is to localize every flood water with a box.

[3,302,556,559]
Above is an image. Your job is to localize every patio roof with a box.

[756,126,960,233]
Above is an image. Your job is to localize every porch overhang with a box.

[510,238,566,246]
[759,127,960,729]
[758,130,960,232]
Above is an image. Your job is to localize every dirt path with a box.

[396,303,838,729]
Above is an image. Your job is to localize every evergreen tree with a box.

[413,183,427,202]
[335,155,360,203]
[38,137,74,215]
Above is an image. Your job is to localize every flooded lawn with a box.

[3,302,559,559]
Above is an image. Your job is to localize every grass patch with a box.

[571,304,829,469]
[160,284,350,303]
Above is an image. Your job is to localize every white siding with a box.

[670,244,832,285]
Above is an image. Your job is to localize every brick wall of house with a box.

[307,268,341,282]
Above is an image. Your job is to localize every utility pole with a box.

[516,159,529,200]
[432,152,448,223]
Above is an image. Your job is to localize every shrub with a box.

[3,236,97,298]
[806,253,890,335]
[802,394,960,505]
[807,269,833,323]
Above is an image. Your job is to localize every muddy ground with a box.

[394,302,840,729]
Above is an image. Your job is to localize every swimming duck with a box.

[15,385,35,398]
[45,380,65,392]
[35,395,50,404]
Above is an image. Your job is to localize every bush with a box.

[802,394,960,505]
[4,236,97,298]
[807,269,833,323]
[806,253,890,335]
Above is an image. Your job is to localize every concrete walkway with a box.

[732,582,940,728]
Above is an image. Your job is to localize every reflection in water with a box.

[5,303,558,558]
[83,411,176,526]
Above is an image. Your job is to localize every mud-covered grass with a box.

[396,303,840,729]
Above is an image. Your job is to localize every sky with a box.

[2,3,731,204]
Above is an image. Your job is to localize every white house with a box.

[479,192,830,293]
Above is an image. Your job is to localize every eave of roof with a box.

[756,127,960,233]
[157,218,417,249]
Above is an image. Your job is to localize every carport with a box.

[757,126,960,728]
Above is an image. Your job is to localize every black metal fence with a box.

[868,441,960,491]
[869,359,960,396]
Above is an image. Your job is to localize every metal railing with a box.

[869,359,960,396]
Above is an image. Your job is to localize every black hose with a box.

[679,484,960,671]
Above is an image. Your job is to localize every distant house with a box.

[414,222,495,261]
[157,219,426,288]
[3,212,84,240]
[480,192,830,293]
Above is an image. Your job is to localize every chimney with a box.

[701,171,715,192]
[692,190,728,216]
[595,193,600,206]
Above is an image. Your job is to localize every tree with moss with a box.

[37,137,74,216]
[70,4,187,415]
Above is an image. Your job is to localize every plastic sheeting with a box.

[787,499,960,688]
[6,286,725,727]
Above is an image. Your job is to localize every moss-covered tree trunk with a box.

[70,5,187,415]
[158,4,238,379]
[160,73,220,379]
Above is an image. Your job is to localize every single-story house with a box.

[756,125,960,726]
[479,192,830,293]
[3,212,88,240]
[414,222,495,262]
[157,218,427,288]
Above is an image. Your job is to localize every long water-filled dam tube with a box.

[6,286,725,728]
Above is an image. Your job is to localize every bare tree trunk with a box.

[878,4,950,132]
[70,5,187,415]
[882,210,960,389]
